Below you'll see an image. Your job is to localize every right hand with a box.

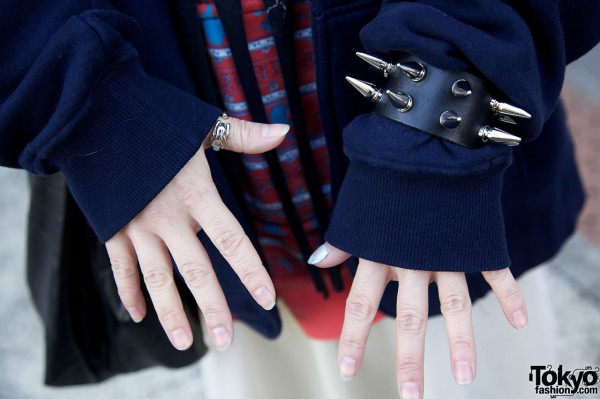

[312,243,527,398]
[106,116,289,351]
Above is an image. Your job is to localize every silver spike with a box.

[386,90,413,112]
[345,77,383,102]
[398,61,426,81]
[478,126,521,146]
[497,114,517,125]
[452,79,472,98]
[439,111,462,129]
[490,99,531,119]
[356,52,396,77]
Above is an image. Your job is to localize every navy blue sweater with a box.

[1,0,599,337]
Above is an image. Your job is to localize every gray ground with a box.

[1,46,599,399]
[566,45,600,104]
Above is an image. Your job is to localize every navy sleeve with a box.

[325,0,600,272]
[0,1,222,242]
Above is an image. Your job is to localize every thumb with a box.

[308,242,351,268]
[204,115,289,154]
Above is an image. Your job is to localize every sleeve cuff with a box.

[50,60,222,242]
[325,115,512,273]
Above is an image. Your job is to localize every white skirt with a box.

[199,269,557,399]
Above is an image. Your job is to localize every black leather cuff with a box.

[347,52,531,149]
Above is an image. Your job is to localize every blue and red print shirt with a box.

[196,0,382,339]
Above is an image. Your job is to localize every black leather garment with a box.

[27,174,206,386]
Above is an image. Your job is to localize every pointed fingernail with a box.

[400,382,421,399]
[308,244,328,265]
[126,307,144,323]
[171,328,192,351]
[454,361,474,385]
[212,327,232,351]
[512,309,528,330]
[263,124,290,139]
[339,357,357,381]
[254,286,276,310]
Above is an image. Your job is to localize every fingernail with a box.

[212,327,232,351]
[263,124,290,139]
[512,309,528,330]
[254,286,276,310]
[126,307,144,323]
[454,361,474,385]
[171,328,192,351]
[339,357,357,381]
[400,382,421,399]
[308,244,328,265]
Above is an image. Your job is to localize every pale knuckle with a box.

[200,306,229,327]
[173,178,214,211]
[499,287,523,305]
[179,262,213,290]
[176,182,201,209]
[143,268,172,290]
[237,118,253,136]
[195,186,220,208]
[156,309,180,325]
[236,119,252,150]
[396,359,422,375]
[111,258,137,280]
[214,230,245,258]
[396,308,426,336]
[117,287,140,305]
[143,200,173,225]
[239,265,262,288]
[340,336,367,353]
[440,293,471,316]
[484,269,507,284]
[202,213,224,231]
[346,295,377,322]
[449,337,474,352]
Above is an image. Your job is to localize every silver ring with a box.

[210,113,230,151]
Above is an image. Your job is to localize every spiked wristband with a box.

[347,52,531,148]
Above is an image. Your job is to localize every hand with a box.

[106,117,288,351]
[310,243,528,399]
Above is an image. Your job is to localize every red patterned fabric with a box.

[197,0,382,339]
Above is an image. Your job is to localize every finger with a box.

[106,234,146,323]
[337,259,389,381]
[308,242,351,268]
[436,272,476,385]
[395,268,430,399]
[130,231,193,351]
[188,191,276,311]
[204,116,289,154]
[161,226,234,351]
[169,153,277,311]
[482,268,528,329]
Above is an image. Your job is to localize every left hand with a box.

[309,242,528,399]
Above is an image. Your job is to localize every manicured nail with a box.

[308,244,328,265]
[400,382,421,399]
[212,327,232,351]
[339,357,357,381]
[127,307,144,323]
[254,286,276,310]
[263,124,290,139]
[171,328,192,351]
[454,361,474,385]
[512,309,528,330]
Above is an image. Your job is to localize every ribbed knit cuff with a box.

[325,159,511,272]
[51,62,222,242]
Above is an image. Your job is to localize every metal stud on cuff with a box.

[349,52,531,147]
[210,113,230,151]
